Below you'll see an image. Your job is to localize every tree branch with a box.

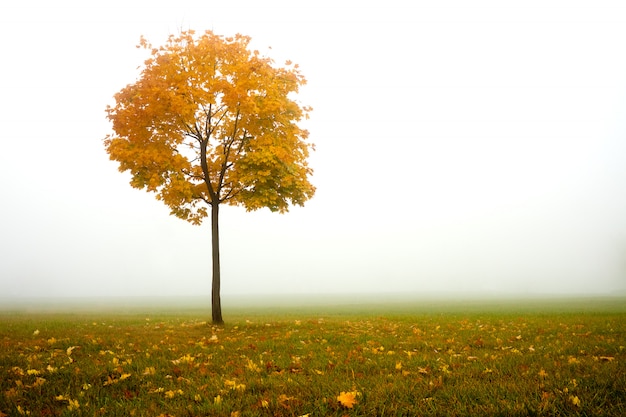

[181,168,204,179]
[204,103,213,139]
[236,129,253,155]
[217,107,240,194]
[199,137,217,203]
[219,182,242,203]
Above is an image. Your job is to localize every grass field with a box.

[1,296,625,416]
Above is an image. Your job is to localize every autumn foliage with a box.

[104,30,314,323]
[105,30,314,222]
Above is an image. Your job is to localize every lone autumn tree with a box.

[104,31,315,324]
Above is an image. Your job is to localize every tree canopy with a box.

[105,30,315,224]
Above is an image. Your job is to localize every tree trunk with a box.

[211,202,224,324]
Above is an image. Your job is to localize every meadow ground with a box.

[1,295,625,416]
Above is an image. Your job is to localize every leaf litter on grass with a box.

[0,307,625,416]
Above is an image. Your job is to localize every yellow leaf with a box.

[278,394,294,405]
[173,354,194,364]
[67,399,80,411]
[246,359,261,373]
[103,376,117,386]
[32,377,46,388]
[337,391,359,408]
[569,395,581,407]
[224,379,245,391]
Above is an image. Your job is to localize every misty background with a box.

[1,1,626,303]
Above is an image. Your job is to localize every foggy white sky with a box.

[1,0,626,300]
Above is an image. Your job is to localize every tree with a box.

[104,30,315,324]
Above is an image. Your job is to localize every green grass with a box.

[1,297,625,416]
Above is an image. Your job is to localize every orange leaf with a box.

[337,391,359,408]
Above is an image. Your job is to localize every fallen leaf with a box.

[278,394,295,408]
[337,391,359,408]
[569,395,581,407]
